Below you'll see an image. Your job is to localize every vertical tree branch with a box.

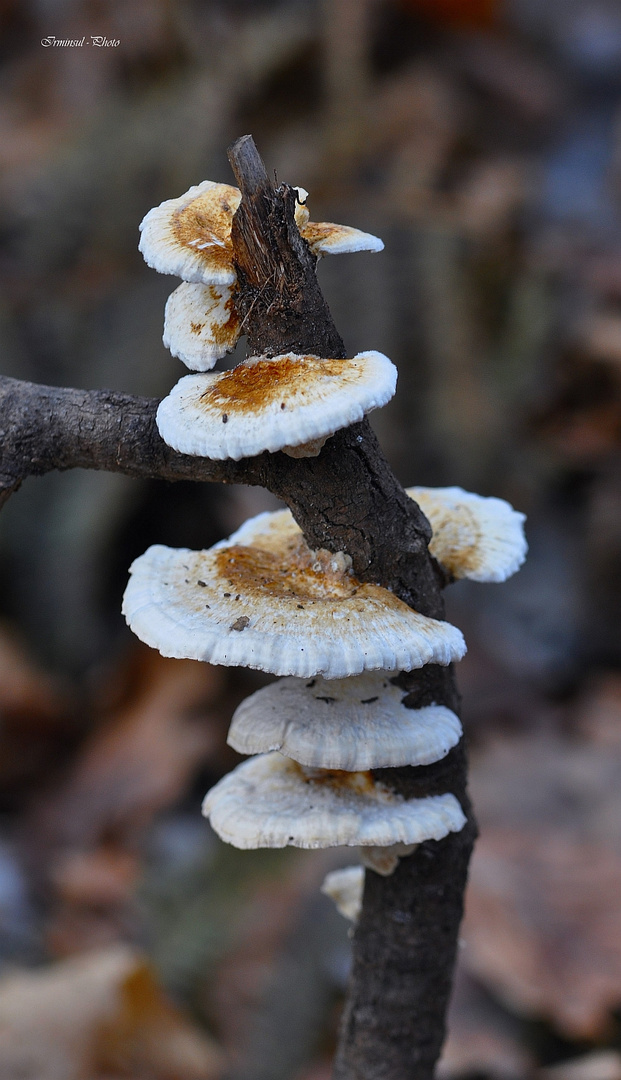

[227,136,477,1079]
[228,135,345,359]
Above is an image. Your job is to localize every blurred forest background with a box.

[1,0,621,1077]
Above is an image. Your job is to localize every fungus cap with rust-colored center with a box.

[155,351,397,460]
[406,486,527,582]
[139,181,241,286]
[202,752,466,849]
[163,282,240,370]
[228,671,462,770]
[122,529,466,678]
[228,486,526,585]
[139,180,383,289]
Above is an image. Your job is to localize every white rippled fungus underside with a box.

[202,752,467,849]
[228,671,462,770]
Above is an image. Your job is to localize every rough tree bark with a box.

[0,135,476,1079]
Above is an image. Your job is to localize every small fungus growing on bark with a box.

[322,865,365,923]
[406,486,528,582]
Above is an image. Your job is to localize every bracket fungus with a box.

[123,150,529,1064]
[406,486,528,583]
[227,671,463,770]
[162,282,241,372]
[122,524,466,678]
[321,865,365,923]
[201,753,467,850]
[155,350,397,460]
[139,180,383,370]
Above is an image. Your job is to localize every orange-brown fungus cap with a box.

[139,181,240,286]
[156,351,397,459]
[406,486,527,582]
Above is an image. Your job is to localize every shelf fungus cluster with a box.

[139,179,393,459]
[124,489,526,883]
[126,179,528,904]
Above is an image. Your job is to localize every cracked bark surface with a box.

[0,135,476,1079]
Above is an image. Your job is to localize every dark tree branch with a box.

[0,376,259,499]
[225,135,477,1080]
[227,134,346,359]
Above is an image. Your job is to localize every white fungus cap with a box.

[155,351,397,460]
[139,181,241,286]
[122,532,466,678]
[292,190,383,254]
[202,752,467,849]
[406,486,527,583]
[139,181,383,289]
[227,671,462,770]
[163,282,240,370]
[301,222,384,255]
[322,865,364,922]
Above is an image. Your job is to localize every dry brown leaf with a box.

[39,648,224,851]
[26,649,226,957]
[51,847,140,908]
[0,622,68,724]
[464,827,621,1038]
[439,966,533,1079]
[94,958,224,1079]
[0,945,223,1080]
[574,675,621,748]
[464,706,621,1039]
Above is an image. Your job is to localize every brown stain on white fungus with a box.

[198,355,352,415]
[213,539,357,602]
[172,184,240,277]
[414,496,481,577]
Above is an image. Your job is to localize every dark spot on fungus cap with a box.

[231,616,250,631]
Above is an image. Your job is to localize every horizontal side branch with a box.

[0,374,260,503]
